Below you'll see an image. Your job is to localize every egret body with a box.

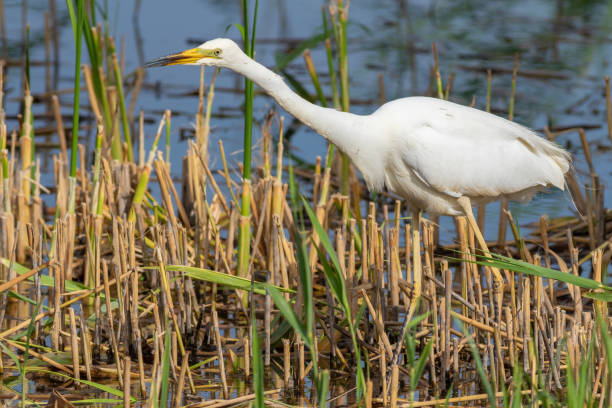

[147,38,571,218]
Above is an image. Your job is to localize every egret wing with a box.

[397,106,568,198]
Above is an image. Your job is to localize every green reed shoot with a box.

[160,314,171,406]
[237,0,259,277]
[318,370,330,407]
[0,341,28,403]
[265,166,323,401]
[336,1,350,194]
[458,252,612,295]
[24,27,37,195]
[110,38,133,162]
[80,8,116,159]
[0,63,8,213]
[322,8,340,168]
[163,264,289,295]
[432,42,444,99]
[0,295,43,406]
[336,1,349,111]
[568,334,596,407]
[28,367,133,402]
[486,69,492,112]
[129,112,167,221]
[509,53,518,121]
[165,110,171,162]
[20,297,43,407]
[322,8,340,110]
[252,283,265,408]
[303,46,338,168]
[67,0,85,214]
[241,0,258,175]
[303,49,327,107]
[91,121,104,215]
[597,313,612,402]
[300,194,366,398]
[398,309,431,402]
[508,357,524,408]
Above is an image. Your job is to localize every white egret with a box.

[146,38,571,264]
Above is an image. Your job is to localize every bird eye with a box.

[214,49,222,57]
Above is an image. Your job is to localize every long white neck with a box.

[227,54,369,159]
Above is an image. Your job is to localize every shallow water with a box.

[4,0,612,242]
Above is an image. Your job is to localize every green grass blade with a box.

[411,338,433,390]
[0,340,22,370]
[159,264,291,295]
[110,40,133,162]
[406,311,430,331]
[300,195,366,396]
[65,0,76,38]
[318,369,330,408]
[583,291,612,302]
[455,252,612,291]
[252,306,265,408]
[577,339,593,406]
[160,317,171,405]
[275,32,327,71]
[72,399,122,405]
[0,258,88,292]
[511,360,523,408]
[288,174,314,336]
[295,231,314,336]
[566,352,576,408]
[8,290,48,308]
[27,368,134,401]
[68,0,85,214]
[267,286,309,345]
[301,196,342,276]
[597,313,612,375]
[241,0,257,179]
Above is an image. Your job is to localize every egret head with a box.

[145,38,243,69]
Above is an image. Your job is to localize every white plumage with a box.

[371,97,570,215]
[147,38,571,217]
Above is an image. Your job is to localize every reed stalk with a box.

[606,76,612,144]
[80,9,115,159]
[67,0,85,214]
[165,108,171,163]
[336,0,350,194]
[0,62,8,213]
[20,92,32,205]
[130,112,168,221]
[303,49,327,108]
[432,42,444,99]
[322,8,340,110]
[109,37,133,162]
[238,0,259,278]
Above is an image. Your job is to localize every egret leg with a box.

[457,197,492,257]
[457,197,504,313]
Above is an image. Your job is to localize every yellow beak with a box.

[146,47,209,67]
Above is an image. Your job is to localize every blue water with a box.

[4,0,612,244]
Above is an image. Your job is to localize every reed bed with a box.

[0,1,611,407]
